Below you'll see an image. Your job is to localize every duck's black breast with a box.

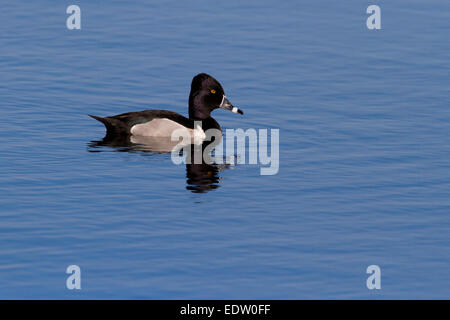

[200,117,221,132]
[90,110,221,137]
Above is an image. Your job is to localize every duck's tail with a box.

[89,114,130,136]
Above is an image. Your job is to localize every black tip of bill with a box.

[231,106,244,115]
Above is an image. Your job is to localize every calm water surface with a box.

[1,1,449,298]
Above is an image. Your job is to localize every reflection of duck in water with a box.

[88,73,242,193]
[88,133,229,193]
[184,137,230,193]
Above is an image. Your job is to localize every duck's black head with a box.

[188,73,243,120]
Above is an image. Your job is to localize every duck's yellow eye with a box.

[210,89,216,94]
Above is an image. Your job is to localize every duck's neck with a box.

[189,93,210,120]
[188,93,220,130]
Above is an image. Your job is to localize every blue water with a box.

[1,0,449,299]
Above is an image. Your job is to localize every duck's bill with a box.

[219,96,244,115]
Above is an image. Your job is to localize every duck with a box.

[89,73,243,142]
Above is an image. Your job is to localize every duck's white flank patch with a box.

[131,118,190,137]
[130,118,206,143]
